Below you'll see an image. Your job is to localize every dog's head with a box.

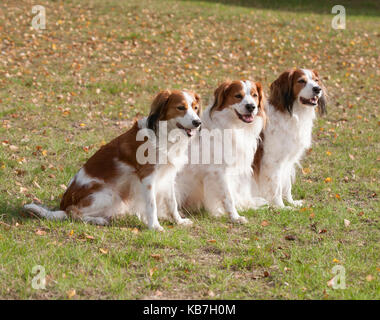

[269,68,327,116]
[210,80,266,126]
[147,90,201,137]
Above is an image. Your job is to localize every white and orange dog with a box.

[25,90,202,231]
[177,80,267,223]
[254,69,327,208]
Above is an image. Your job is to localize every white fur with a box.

[177,81,267,222]
[258,70,321,207]
[24,96,200,230]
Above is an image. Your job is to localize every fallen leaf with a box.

[344,219,350,227]
[35,229,47,236]
[66,289,76,299]
[149,267,158,277]
[261,220,269,227]
[84,234,95,240]
[154,290,163,297]
[285,235,296,241]
[131,227,139,234]
[366,275,374,282]
[99,248,108,254]
[318,229,327,234]
[207,239,217,243]
[0,221,12,229]
[332,258,340,263]
[324,177,332,183]
[150,254,161,261]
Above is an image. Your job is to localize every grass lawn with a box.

[0,0,379,299]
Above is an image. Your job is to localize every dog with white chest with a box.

[253,68,327,208]
[177,80,267,223]
[24,89,201,231]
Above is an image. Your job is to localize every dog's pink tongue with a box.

[243,114,254,122]
[186,128,194,136]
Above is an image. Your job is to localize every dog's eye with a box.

[194,106,198,110]
[252,93,258,98]
[235,94,243,99]
[298,79,306,84]
[177,106,186,111]
[314,78,319,83]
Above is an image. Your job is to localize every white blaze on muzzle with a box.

[299,69,322,105]
[174,91,201,137]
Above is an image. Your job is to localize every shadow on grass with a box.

[183,0,380,16]
[0,203,26,224]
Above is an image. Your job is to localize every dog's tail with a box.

[23,203,68,221]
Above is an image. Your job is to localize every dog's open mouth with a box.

[176,123,196,137]
[300,96,318,106]
[234,109,254,123]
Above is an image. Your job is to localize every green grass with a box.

[0,0,379,299]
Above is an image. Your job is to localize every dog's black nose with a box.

[245,104,255,113]
[192,120,201,127]
[313,86,321,94]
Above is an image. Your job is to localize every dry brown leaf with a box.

[131,227,139,234]
[150,254,161,261]
[85,234,95,240]
[261,220,269,227]
[149,267,158,277]
[99,248,108,254]
[67,289,76,299]
[366,275,374,282]
[35,229,47,236]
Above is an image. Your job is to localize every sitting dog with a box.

[253,69,327,207]
[177,80,267,223]
[24,90,202,231]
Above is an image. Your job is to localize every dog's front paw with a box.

[150,224,165,232]
[177,218,193,226]
[231,215,248,224]
[290,199,304,207]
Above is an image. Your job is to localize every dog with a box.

[24,89,202,231]
[177,80,267,223]
[253,68,327,208]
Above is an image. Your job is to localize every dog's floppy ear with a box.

[147,90,171,132]
[194,92,202,116]
[269,70,295,115]
[255,81,267,129]
[210,81,231,117]
[313,70,327,116]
